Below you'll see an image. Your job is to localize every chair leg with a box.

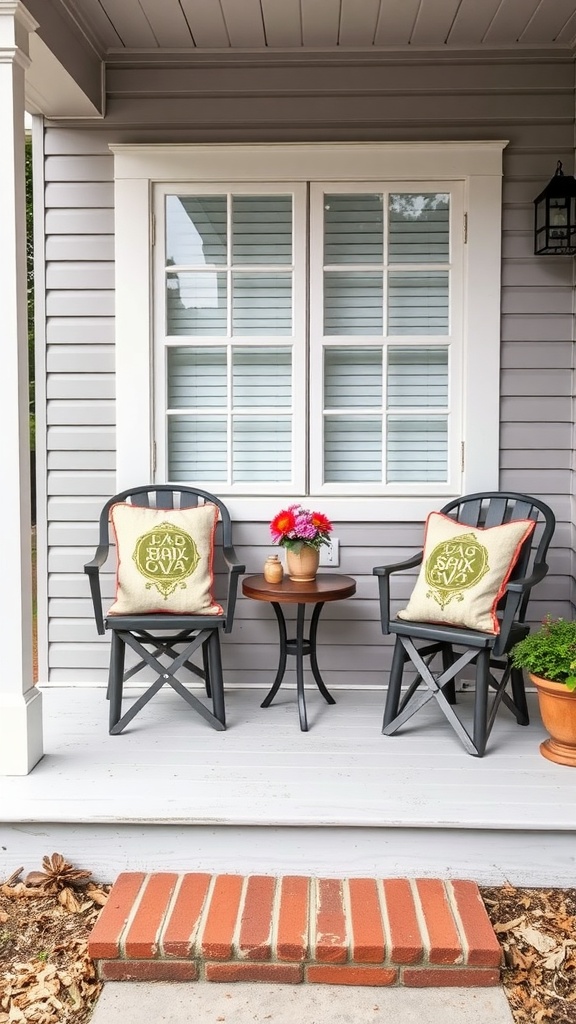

[441,645,457,705]
[207,631,226,728]
[510,665,530,726]
[383,637,407,729]
[108,632,126,734]
[202,640,212,698]
[473,649,490,756]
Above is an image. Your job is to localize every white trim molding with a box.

[112,141,506,521]
[0,0,43,774]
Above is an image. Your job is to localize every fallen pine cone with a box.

[25,854,91,895]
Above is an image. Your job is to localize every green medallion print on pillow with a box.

[133,523,200,600]
[424,533,490,610]
[107,502,223,617]
[398,512,535,633]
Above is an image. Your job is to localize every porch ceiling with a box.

[33,0,576,56]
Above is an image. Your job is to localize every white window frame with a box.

[309,180,463,497]
[153,182,308,494]
[112,141,506,522]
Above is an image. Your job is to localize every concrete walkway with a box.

[90,982,515,1024]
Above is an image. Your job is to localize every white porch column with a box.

[0,1,42,774]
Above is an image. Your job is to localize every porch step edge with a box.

[88,873,502,987]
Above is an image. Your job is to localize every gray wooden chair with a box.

[373,492,556,756]
[84,485,245,735]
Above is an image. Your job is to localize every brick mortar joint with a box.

[191,873,219,960]
[409,878,432,965]
[118,873,150,959]
[158,873,185,958]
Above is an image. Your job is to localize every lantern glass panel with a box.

[550,199,568,229]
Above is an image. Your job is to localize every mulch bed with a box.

[0,858,574,1023]
[480,884,576,1023]
[0,859,110,1023]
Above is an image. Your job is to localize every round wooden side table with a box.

[241,572,356,731]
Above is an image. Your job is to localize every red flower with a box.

[270,508,296,541]
[311,511,332,534]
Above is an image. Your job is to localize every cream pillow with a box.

[397,512,536,634]
[107,503,223,617]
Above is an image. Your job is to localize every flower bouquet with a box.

[270,504,332,581]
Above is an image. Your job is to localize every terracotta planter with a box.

[530,673,576,767]
[286,545,320,583]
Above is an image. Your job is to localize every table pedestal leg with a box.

[261,600,335,730]
[295,603,308,731]
[260,601,287,708]
[309,602,336,705]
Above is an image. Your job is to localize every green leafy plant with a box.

[511,617,576,690]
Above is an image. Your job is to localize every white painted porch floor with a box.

[3,686,575,886]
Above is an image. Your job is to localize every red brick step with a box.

[88,874,502,987]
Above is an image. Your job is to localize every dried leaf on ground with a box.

[0,858,110,1024]
[481,885,576,1024]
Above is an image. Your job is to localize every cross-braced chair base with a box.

[107,622,225,735]
[383,625,529,757]
[84,485,245,737]
[373,491,556,757]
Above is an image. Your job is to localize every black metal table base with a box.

[261,601,335,731]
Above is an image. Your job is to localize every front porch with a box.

[3,685,574,886]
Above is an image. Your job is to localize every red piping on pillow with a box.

[417,512,536,635]
[488,518,536,633]
[107,502,223,617]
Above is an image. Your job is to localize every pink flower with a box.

[269,504,332,552]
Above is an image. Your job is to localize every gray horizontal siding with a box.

[41,53,575,683]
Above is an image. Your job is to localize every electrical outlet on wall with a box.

[319,537,340,567]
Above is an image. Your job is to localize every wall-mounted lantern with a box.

[534,161,576,255]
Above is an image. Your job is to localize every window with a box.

[113,143,504,520]
[156,185,307,493]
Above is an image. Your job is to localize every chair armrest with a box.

[84,545,110,636]
[493,562,549,657]
[373,552,423,577]
[222,545,246,633]
[504,562,549,594]
[372,552,423,634]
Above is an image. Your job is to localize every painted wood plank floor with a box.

[3,687,576,885]
[4,685,573,830]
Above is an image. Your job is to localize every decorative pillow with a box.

[397,512,536,634]
[107,503,223,617]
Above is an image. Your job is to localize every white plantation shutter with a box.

[387,272,449,335]
[232,349,292,482]
[324,193,383,263]
[387,347,448,408]
[167,347,227,407]
[324,348,382,408]
[168,416,227,481]
[387,418,448,482]
[323,349,383,482]
[324,272,383,335]
[232,195,292,263]
[232,273,292,335]
[325,417,382,482]
[310,184,457,493]
[160,187,304,490]
[233,418,292,482]
[233,349,291,407]
[156,177,463,494]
